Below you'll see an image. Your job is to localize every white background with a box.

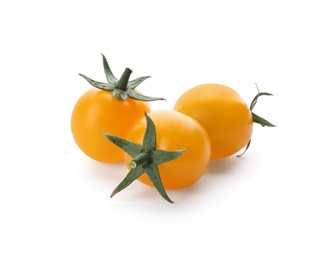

[1,0,330,259]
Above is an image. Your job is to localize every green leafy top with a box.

[79,54,165,102]
[103,113,186,203]
[237,83,276,157]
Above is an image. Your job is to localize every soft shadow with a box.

[206,156,246,175]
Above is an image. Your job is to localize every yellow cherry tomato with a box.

[174,83,253,159]
[124,110,211,190]
[71,54,164,163]
[71,88,150,162]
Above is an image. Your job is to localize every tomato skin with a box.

[124,110,211,190]
[71,88,150,162]
[173,84,253,159]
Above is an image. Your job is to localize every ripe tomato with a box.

[174,83,253,159]
[71,88,150,162]
[123,110,211,190]
[71,54,164,163]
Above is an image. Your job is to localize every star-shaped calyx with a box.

[237,83,276,157]
[103,113,186,203]
[79,54,165,102]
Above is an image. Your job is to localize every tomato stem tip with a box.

[116,68,132,91]
[129,152,152,168]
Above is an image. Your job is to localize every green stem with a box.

[79,54,165,102]
[129,152,152,168]
[116,68,132,91]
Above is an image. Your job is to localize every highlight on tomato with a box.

[71,54,165,163]
[103,110,211,203]
[173,83,275,159]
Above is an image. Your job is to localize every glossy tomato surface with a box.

[71,88,150,162]
[124,110,211,190]
[174,83,253,159]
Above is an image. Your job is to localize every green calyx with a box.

[79,54,165,102]
[103,113,186,203]
[250,90,276,127]
[237,83,276,157]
